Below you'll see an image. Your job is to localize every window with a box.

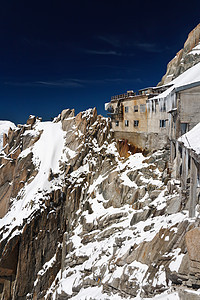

[107,105,114,113]
[134,120,139,127]
[115,120,119,126]
[152,101,156,112]
[140,104,146,113]
[197,167,200,187]
[125,106,129,113]
[125,120,129,127]
[159,101,166,112]
[181,123,188,135]
[160,120,166,128]
[134,105,138,112]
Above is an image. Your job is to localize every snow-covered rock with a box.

[0,120,16,150]
[0,109,198,300]
[158,23,200,86]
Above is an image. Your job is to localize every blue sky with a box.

[1,0,200,124]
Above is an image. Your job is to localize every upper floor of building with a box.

[105,62,200,147]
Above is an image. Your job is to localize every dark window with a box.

[152,101,156,112]
[125,120,129,127]
[160,120,166,128]
[134,105,138,112]
[180,164,182,176]
[197,167,200,187]
[181,123,188,135]
[125,106,129,113]
[107,105,114,113]
[134,120,139,127]
[140,104,146,113]
[115,121,119,126]
[160,101,166,112]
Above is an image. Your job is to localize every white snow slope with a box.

[0,111,199,300]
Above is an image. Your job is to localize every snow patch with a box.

[0,121,16,150]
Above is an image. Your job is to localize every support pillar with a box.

[61,232,68,274]
[189,158,197,218]
[170,141,174,164]
[175,142,181,179]
[182,148,188,190]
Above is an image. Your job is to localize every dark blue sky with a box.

[1,0,200,124]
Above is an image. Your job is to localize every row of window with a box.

[125,103,166,113]
[115,119,167,128]
[116,120,139,127]
[125,104,146,113]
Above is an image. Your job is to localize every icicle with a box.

[153,99,156,113]
[149,100,152,116]
[168,114,172,138]
[146,101,150,113]
[185,148,189,184]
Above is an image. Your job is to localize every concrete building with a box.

[174,123,200,217]
[105,62,200,152]
[105,86,170,150]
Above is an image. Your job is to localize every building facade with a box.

[172,123,200,218]
[106,87,170,150]
[105,63,200,152]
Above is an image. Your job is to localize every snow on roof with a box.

[178,122,200,154]
[105,102,110,110]
[152,62,200,101]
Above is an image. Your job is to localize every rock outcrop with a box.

[158,23,200,85]
[0,108,200,299]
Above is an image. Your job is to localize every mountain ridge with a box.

[0,108,198,300]
[1,24,200,300]
[158,23,200,86]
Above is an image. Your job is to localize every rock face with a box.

[158,23,200,85]
[0,117,41,218]
[0,108,200,299]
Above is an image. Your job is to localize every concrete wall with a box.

[114,131,168,151]
[108,84,200,152]
[109,95,169,151]
[111,95,148,133]
[179,85,200,132]
[147,104,168,134]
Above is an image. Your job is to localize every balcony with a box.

[107,105,123,120]
[111,90,135,102]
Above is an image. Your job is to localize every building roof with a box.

[152,62,200,101]
[178,122,200,154]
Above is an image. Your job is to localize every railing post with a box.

[189,158,197,218]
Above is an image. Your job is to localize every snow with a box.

[70,286,125,300]
[105,142,119,156]
[127,260,148,284]
[34,253,57,287]
[49,143,190,299]
[188,42,200,55]
[143,291,180,300]
[169,249,184,272]
[178,122,200,154]
[152,265,166,287]
[0,121,66,241]
[104,102,110,110]
[150,62,200,110]
[0,113,195,300]
[0,120,16,150]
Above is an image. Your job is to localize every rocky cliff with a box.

[158,23,200,86]
[0,109,200,299]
